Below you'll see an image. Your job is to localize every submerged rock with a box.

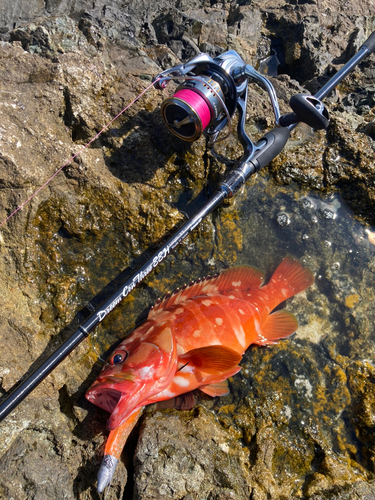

[0,1,375,499]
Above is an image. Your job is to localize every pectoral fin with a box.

[180,345,242,375]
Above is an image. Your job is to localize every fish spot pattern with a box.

[161,389,176,398]
[254,319,261,334]
[232,281,242,287]
[174,375,190,387]
[177,345,185,355]
[233,326,246,348]
[215,318,223,326]
[138,366,152,378]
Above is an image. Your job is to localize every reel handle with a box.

[280,30,375,130]
[279,94,330,129]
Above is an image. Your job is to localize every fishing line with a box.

[174,88,212,130]
[177,361,190,372]
[0,78,160,229]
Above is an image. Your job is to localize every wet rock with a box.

[0,433,75,500]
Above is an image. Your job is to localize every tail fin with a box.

[267,255,314,302]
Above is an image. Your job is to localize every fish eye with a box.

[110,350,128,365]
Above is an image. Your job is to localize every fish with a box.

[86,255,314,492]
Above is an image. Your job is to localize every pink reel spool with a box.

[160,76,225,142]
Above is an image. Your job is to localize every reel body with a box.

[154,50,285,158]
[154,50,331,156]
[160,64,235,142]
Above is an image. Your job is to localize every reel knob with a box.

[279,93,330,130]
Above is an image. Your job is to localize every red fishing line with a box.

[173,89,212,130]
[0,79,159,229]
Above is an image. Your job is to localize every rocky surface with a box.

[0,1,375,499]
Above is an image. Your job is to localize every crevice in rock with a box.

[62,87,90,143]
[58,384,79,425]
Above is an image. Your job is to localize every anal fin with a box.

[256,310,298,345]
[199,380,230,397]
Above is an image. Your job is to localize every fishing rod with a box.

[0,30,374,422]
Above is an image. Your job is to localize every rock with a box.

[0,436,74,499]
[134,407,252,500]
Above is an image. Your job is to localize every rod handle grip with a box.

[361,31,375,54]
[250,127,291,172]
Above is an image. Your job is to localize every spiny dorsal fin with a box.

[148,266,264,317]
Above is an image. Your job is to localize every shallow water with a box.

[28,164,375,375]
[81,173,375,357]
[102,173,375,489]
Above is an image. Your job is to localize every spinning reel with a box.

[154,50,330,155]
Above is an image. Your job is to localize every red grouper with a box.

[86,255,314,492]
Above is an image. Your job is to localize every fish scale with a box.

[173,294,253,353]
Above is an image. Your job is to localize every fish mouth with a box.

[86,387,123,413]
[85,378,137,414]
[86,377,143,429]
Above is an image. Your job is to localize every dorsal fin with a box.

[148,266,264,317]
[211,266,264,296]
